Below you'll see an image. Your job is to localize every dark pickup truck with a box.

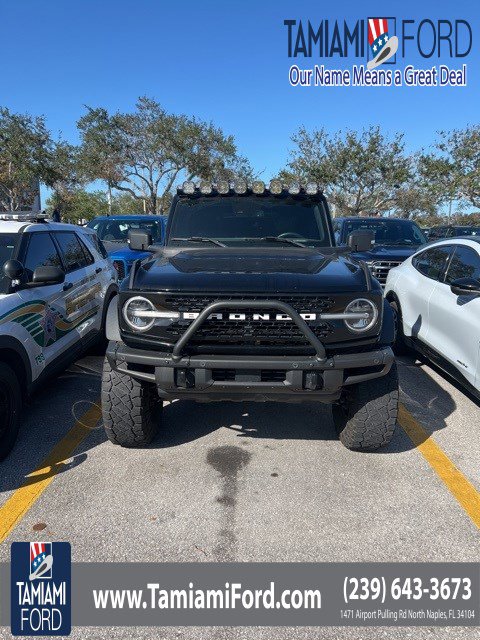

[102,181,398,451]
[333,217,427,286]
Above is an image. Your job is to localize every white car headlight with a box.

[123,296,156,331]
[344,298,378,333]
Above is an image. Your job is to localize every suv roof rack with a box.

[0,212,49,223]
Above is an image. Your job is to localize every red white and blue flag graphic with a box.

[29,542,52,580]
[368,18,391,58]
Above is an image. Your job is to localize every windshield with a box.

[342,219,426,246]
[455,227,480,236]
[87,218,164,244]
[0,233,18,294]
[168,196,332,247]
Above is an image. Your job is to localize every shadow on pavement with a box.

[0,362,104,494]
[1,352,466,496]
[397,354,459,440]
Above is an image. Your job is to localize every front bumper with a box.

[106,342,394,403]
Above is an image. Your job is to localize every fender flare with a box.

[379,298,395,345]
[105,296,121,342]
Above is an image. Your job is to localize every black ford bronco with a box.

[102,181,398,451]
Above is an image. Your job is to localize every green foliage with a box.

[0,107,60,211]
[46,189,109,223]
[282,126,434,218]
[419,126,480,210]
[77,97,252,213]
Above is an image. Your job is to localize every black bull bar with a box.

[171,300,328,361]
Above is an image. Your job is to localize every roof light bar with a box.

[199,181,212,195]
[0,212,48,222]
[216,180,230,194]
[233,179,247,194]
[182,181,195,194]
[288,183,300,195]
[269,179,283,195]
[252,180,265,194]
[305,182,318,195]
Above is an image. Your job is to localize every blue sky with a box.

[1,0,478,206]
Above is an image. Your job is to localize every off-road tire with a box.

[101,357,160,446]
[390,300,409,356]
[332,362,399,451]
[0,362,22,461]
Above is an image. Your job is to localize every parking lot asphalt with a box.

[0,353,479,640]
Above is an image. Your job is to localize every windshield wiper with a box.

[170,236,226,247]
[253,236,307,248]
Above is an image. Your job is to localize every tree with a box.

[419,126,480,211]
[0,107,59,211]
[281,126,430,217]
[46,189,109,223]
[77,97,252,214]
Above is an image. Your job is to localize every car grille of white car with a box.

[368,261,402,286]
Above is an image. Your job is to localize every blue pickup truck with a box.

[87,215,168,281]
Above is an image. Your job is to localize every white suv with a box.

[385,237,480,399]
[0,213,118,459]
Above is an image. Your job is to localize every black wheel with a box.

[332,362,399,452]
[101,357,161,446]
[0,363,22,461]
[389,299,409,356]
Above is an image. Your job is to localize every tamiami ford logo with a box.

[284,17,472,87]
[11,542,71,636]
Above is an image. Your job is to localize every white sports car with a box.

[385,237,480,399]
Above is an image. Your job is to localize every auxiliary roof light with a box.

[233,179,247,194]
[199,181,212,195]
[182,181,195,194]
[269,179,283,195]
[305,182,318,195]
[252,180,265,194]
[288,183,300,195]
[216,180,230,194]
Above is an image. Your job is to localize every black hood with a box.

[130,247,373,294]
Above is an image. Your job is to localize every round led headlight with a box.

[252,180,265,194]
[305,182,318,195]
[269,179,283,194]
[343,298,378,333]
[199,181,212,195]
[123,296,156,332]
[233,179,247,194]
[216,180,230,194]
[288,182,300,195]
[182,181,195,194]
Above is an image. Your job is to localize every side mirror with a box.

[348,230,375,252]
[3,259,24,280]
[128,229,152,252]
[450,277,480,297]
[32,265,65,286]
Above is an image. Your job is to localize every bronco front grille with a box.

[368,261,402,286]
[162,294,335,348]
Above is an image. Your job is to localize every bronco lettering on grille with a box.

[181,312,318,321]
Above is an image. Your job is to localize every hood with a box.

[352,244,423,262]
[130,247,372,293]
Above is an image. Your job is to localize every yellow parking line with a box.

[398,404,480,530]
[0,402,101,544]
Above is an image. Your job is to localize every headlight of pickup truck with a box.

[123,296,157,331]
[343,298,378,333]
